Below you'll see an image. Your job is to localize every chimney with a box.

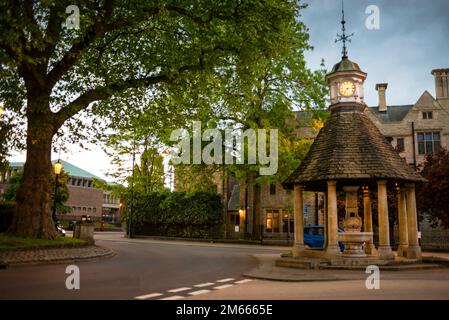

[431,69,449,100]
[375,83,388,112]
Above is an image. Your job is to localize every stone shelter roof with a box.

[283,108,425,190]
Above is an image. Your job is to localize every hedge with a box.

[0,201,15,232]
[122,191,223,239]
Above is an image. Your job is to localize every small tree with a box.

[417,148,449,228]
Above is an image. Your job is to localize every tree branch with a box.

[53,63,202,129]
[45,2,160,89]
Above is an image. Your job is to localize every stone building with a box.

[0,160,122,222]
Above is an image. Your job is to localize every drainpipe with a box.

[411,122,417,170]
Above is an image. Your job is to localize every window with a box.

[269,183,276,195]
[385,136,393,144]
[418,131,440,155]
[266,210,280,233]
[423,111,433,120]
[282,212,294,233]
[93,208,96,213]
[396,138,405,152]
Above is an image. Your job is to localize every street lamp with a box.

[0,105,4,124]
[52,160,63,227]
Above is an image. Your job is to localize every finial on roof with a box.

[335,0,354,59]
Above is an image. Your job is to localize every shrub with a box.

[0,201,15,232]
[122,191,223,239]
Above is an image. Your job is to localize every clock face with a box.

[339,81,356,97]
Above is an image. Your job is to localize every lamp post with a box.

[52,160,63,227]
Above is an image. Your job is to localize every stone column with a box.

[377,180,394,259]
[405,183,422,259]
[397,187,409,257]
[293,184,305,257]
[326,181,340,255]
[363,187,377,255]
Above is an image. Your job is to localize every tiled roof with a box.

[8,160,103,180]
[368,105,413,122]
[283,109,425,190]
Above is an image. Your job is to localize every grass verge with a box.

[0,233,86,251]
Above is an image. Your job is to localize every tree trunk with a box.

[8,114,57,239]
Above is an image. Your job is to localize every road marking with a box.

[168,287,191,293]
[235,279,253,284]
[189,289,212,296]
[135,293,163,300]
[160,295,184,300]
[214,284,234,290]
[216,278,234,283]
[194,282,215,288]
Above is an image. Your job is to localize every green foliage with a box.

[417,148,449,228]
[123,191,223,238]
[2,172,22,201]
[1,0,328,238]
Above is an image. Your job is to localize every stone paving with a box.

[0,245,114,268]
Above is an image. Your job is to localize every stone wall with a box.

[65,185,103,220]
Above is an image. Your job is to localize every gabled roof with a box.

[8,160,103,180]
[283,110,425,190]
[367,90,439,123]
[367,105,413,122]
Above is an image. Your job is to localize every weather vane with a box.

[335,0,354,59]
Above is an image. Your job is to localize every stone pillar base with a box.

[325,244,341,256]
[292,245,305,258]
[365,243,377,256]
[397,245,408,258]
[377,245,395,260]
[406,245,422,259]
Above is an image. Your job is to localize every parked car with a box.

[304,225,344,251]
[56,224,66,237]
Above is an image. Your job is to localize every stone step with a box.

[275,258,326,270]
[321,263,441,271]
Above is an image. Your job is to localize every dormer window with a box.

[422,111,433,119]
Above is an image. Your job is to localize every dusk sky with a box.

[9,0,449,181]
[302,0,449,105]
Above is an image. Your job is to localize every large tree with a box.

[1,0,312,238]
[417,148,449,228]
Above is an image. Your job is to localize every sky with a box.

[9,0,449,181]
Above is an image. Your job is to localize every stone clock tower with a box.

[325,1,367,114]
[325,58,367,111]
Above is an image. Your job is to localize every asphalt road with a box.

[0,237,282,300]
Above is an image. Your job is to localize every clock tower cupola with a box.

[325,1,367,114]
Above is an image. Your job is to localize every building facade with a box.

[0,160,122,223]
